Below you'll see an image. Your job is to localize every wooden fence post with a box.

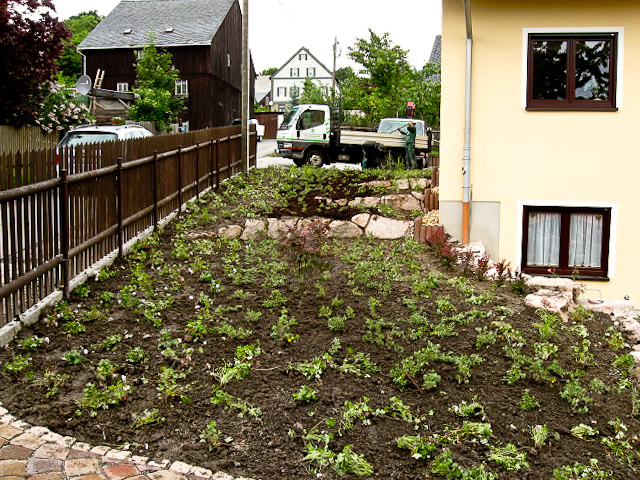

[60,169,70,299]
[195,142,200,200]
[209,139,214,189]
[153,150,159,230]
[214,140,219,189]
[117,158,123,259]
[177,145,182,213]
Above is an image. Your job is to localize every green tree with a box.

[261,67,278,76]
[58,11,102,85]
[300,78,329,105]
[128,36,185,132]
[343,30,441,126]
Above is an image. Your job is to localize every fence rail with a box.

[0,125,256,326]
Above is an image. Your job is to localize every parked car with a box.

[58,124,154,148]
[56,124,154,173]
[231,118,265,141]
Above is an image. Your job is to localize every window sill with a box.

[527,273,610,282]
[526,107,618,112]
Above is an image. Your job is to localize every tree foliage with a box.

[343,30,441,127]
[300,78,330,106]
[58,11,102,85]
[0,0,70,126]
[129,37,185,132]
[261,67,278,76]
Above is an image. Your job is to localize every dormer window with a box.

[165,27,174,33]
[123,28,132,34]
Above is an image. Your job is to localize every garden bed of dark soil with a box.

[0,167,639,480]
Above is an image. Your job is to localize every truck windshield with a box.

[279,107,300,130]
[378,120,425,136]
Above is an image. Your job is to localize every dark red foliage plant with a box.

[0,0,70,126]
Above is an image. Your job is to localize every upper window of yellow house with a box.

[527,33,617,110]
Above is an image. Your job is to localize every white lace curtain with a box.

[527,212,560,267]
[527,211,603,268]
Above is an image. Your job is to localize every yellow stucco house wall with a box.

[440,0,640,303]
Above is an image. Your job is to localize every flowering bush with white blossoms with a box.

[34,82,93,134]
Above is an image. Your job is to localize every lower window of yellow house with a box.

[522,206,610,279]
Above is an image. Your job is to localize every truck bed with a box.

[340,130,430,150]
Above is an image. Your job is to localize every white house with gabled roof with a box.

[271,47,333,111]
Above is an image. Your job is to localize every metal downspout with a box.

[462,0,473,244]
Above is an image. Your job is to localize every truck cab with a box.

[276,104,332,166]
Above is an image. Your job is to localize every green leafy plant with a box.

[199,420,232,451]
[156,367,190,402]
[553,459,613,479]
[292,385,318,402]
[519,389,541,411]
[131,408,165,428]
[79,380,130,416]
[530,424,550,448]
[488,443,529,471]
[62,349,86,365]
[18,336,44,351]
[270,308,299,344]
[126,346,146,364]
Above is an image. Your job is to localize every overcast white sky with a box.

[51,0,442,73]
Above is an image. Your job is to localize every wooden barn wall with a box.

[82,0,247,132]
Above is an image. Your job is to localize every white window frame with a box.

[290,86,299,97]
[299,53,308,61]
[320,86,329,96]
[175,79,188,96]
[277,86,287,97]
[517,200,618,279]
[307,67,316,77]
[521,27,625,108]
[116,82,129,92]
[290,68,300,77]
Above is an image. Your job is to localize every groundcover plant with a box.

[1,166,639,480]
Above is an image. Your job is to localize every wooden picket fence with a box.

[0,125,256,326]
[0,126,59,155]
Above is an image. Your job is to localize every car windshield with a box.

[378,120,425,136]
[279,107,300,130]
[59,132,118,147]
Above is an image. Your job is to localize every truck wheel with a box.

[304,149,325,168]
[293,158,304,167]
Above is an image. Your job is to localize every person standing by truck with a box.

[401,121,417,169]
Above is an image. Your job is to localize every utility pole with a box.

[332,37,338,102]
[241,0,250,173]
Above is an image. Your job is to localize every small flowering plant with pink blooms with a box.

[34,82,92,134]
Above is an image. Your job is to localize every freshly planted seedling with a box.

[570,424,599,439]
[131,408,165,428]
[270,308,299,344]
[126,347,146,364]
[62,349,86,365]
[4,354,31,374]
[530,424,550,448]
[18,336,44,351]
[41,369,69,398]
[199,420,232,451]
[292,385,318,402]
[518,389,541,411]
[488,443,529,472]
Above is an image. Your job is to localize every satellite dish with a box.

[76,75,92,95]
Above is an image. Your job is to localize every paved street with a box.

[256,139,361,170]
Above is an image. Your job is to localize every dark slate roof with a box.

[78,0,236,50]
[429,35,441,64]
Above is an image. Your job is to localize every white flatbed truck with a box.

[276,104,432,167]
